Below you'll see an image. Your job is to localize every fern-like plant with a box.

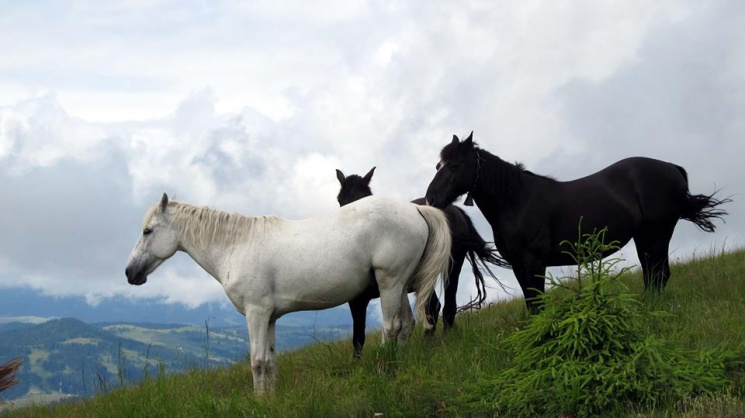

[463,225,735,417]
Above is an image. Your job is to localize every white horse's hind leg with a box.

[378,282,405,344]
[398,292,415,345]
[245,305,274,394]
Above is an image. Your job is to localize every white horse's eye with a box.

[143,228,153,236]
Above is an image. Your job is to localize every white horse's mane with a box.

[144,201,282,249]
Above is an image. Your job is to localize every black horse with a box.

[336,167,508,358]
[425,133,730,312]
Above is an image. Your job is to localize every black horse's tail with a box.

[453,210,511,313]
[675,165,732,233]
[457,242,511,313]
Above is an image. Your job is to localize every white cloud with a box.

[0,95,109,172]
[0,0,742,314]
[374,40,400,68]
[83,263,229,309]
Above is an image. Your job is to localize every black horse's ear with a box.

[451,135,459,145]
[362,166,376,184]
[335,169,346,185]
[464,131,473,146]
[160,193,169,212]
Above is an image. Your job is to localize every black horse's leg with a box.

[442,248,467,331]
[637,245,672,291]
[635,222,676,291]
[424,291,441,336]
[512,263,528,310]
[348,294,371,359]
[516,255,547,314]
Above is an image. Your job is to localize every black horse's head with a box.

[335,167,376,206]
[425,132,479,208]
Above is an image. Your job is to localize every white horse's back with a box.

[262,196,430,315]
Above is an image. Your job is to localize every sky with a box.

[0,0,743,322]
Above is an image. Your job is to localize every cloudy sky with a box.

[0,0,743,319]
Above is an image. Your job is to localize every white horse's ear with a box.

[451,135,459,145]
[464,131,473,146]
[160,193,169,212]
[335,169,345,185]
[363,166,376,184]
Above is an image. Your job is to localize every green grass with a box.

[4,249,745,417]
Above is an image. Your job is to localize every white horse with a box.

[125,193,451,393]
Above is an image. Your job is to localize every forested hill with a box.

[0,318,350,406]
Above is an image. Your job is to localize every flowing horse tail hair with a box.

[458,241,512,313]
[0,357,22,394]
[675,165,732,233]
[413,205,452,332]
[452,208,512,313]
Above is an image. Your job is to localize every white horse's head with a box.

[125,193,179,285]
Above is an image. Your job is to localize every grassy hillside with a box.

[4,249,745,417]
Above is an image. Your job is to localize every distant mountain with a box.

[0,318,111,353]
[0,322,35,333]
[0,317,353,403]
[0,288,380,328]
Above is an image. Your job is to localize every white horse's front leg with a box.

[266,320,277,384]
[245,305,274,394]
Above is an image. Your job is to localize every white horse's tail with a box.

[413,205,452,332]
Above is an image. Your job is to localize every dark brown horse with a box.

[0,357,22,395]
[425,133,730,312]
[336,167,508,358]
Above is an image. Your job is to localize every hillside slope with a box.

[4,249,745,417]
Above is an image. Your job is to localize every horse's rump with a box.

[265,196,432,313]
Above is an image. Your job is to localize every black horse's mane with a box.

[514,161,555,181]
[476,148,526,203]
[441,141,554,203]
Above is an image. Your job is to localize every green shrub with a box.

[463,226,736,417]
